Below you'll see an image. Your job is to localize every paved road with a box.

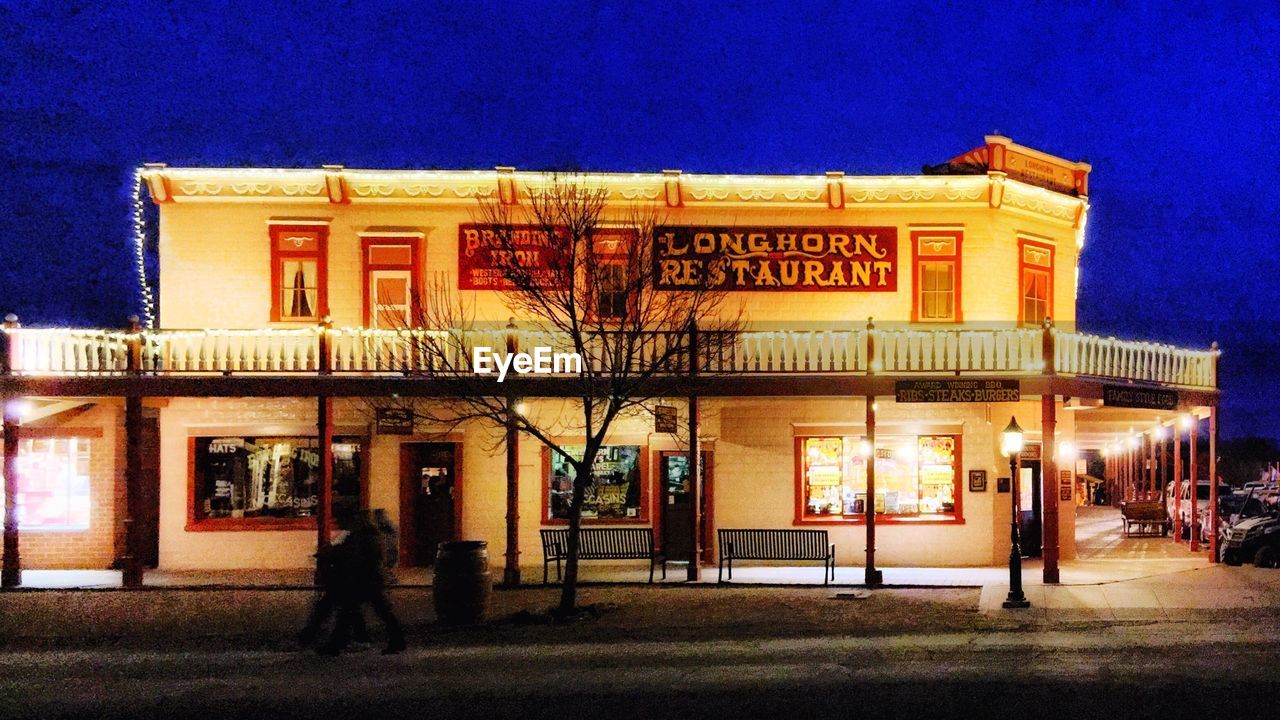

[2,623,1277,719]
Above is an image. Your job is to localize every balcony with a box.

[0,322,1218,392]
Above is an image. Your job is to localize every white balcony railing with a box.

[0,324,1219,390]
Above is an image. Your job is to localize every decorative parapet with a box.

[141,166,1085,225]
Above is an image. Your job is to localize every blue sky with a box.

[2,1,1276,438]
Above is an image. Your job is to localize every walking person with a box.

[317,508,407,656]
[372,508,399,584]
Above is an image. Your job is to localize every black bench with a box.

[540,527,664,584]
[718,529,835,584]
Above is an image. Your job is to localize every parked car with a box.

[1165,481,1231,539]
[1222,511,1280,566]
[1204,491,1268,546]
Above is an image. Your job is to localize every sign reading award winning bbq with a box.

[895,379,1021,403]
[1102,384,1179,411]
[653,226,898,291]
[458,224,562,290]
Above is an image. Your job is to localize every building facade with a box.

[0,136,1220,582]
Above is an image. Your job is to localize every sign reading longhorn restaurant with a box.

[895,379,1021,403]
[653,226,897,291]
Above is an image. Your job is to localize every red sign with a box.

[458,224,563,290]
[653,226,897,291]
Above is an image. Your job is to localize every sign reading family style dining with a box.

[653,226,898,291]
[895,379,1020,403]
[1101,384,1179,411]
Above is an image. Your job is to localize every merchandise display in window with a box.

[548,445,643,521]
[193,436,363,521]
[800,434,959,520]
[5,437,92,530]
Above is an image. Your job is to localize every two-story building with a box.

[0,136,1221,586]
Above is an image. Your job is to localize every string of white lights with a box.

[131,168,156,329]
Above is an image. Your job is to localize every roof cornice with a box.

[141,165,1088,227]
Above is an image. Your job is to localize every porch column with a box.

[122,317,145,587]
[1174,418,1184,543]
[122,396,146,587]
[316,396,334,580]
[503,396,520,585]
[1160,427,1169,504]
[503,322,521,586]
[687,394,701,582]
[1152,427,1162,497]
[1209,406,1219,563]
[1042,394,1059,584]
[864,395,881,585]
[315,319,333,584]
[1,401,18,589]
[686,320,701,582]
[1188,415,1199,553]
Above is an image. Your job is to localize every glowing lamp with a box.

[858,439,873,459]
[4,399,32,421]
[1180,414,1193,430]
[1001,417,1024,458]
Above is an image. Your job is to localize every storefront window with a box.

[192,436,362,522]
[799,434,959,520]
[1,438,92,530]
[548,445,644,521]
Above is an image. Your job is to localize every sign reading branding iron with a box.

[653,226,897,291]
[457,224,563,290]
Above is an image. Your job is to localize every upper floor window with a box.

[595,263,628,319]
[589,228,635,321]
[361,235,421,329]
[911,231,962,323]
[1019,238,1054,326]
[270,224,329,322]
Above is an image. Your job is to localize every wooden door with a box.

[399,442,460,566]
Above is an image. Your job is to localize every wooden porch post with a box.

[122,316,145,588]
[1189,415,1199,553]
[864,394,881,585]
[315,318,333,584]
[1152,427,1162,497]
[686,320,701,582]
[504,397,521,586]
[1,402,18,589]
[1161,427,1169,505]
[1174,418,1184,543]
[687,395,701,581]
[1209,406,1219,563]
[1042,394,1059,584]
[1,314,19,588]
[503,321,521,586]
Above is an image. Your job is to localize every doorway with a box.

[399,442,461,567]
[1019,459,1043,557]
[658,450,714,565]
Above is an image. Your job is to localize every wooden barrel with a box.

[433,540,492,625]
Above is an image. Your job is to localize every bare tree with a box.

[375,175,740,614]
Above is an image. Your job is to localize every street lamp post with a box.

[1002,416,1030,609]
